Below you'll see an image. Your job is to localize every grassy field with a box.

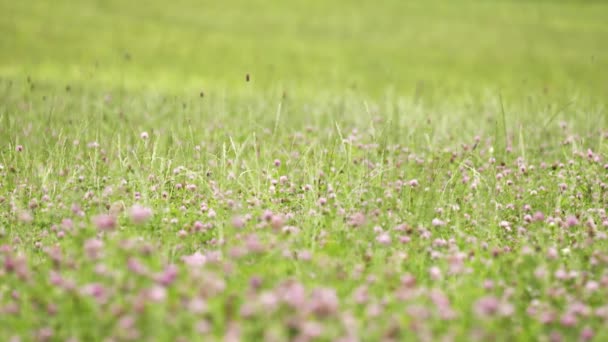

[1,0,608,341]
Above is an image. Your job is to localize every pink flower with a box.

[534,266,546,279]
[431,218,446,227]
[429,290,451,311]
[188,298,208,314]
[560,313,577,327]
[18,211,33,223]
[532,211,545,222]
[127,258,148,275]
[35,327,53,342]
[399,235,411,244]
[474,296,500,316]
[300,321,323,338]
[348,212,366,228]
[564,215,579,228]
[282,282,307,308]
[182,252,207,267]
[499,301,515,317]
[546,247,558,260]
[61,218,73,230]
[245,234,265,253]
[140,132,149,139]
[298,250,312,261]
[352,286,369,304]
[580,326,594,341]
[401,274,417,288]
[80,283,107,303]
[71,203,84,216]
[309,287,339,316]
[196,320,211,334]
[118,315,136,330]
[429,266,442,281]
[15,145,23,152]
[231,216,245,229]
[129,205,153,224]
[156,264,178,286]
[146,285,167,302]
[373,231,390,245]
[261,210,273,221]
[585,281,599,292]
[258,291,279,312]
[270,215,284,230]
[193,221,204,231]
[93,214,116,231]
[555,269,568,280]
[83,238,104,260]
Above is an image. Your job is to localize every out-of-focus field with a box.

[1,1,608,341]
[1,0,607,97]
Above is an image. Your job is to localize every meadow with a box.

[1,0,608,341]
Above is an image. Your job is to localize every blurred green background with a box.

[1,0,607,98]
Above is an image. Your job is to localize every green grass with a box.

[1,1,608,341]
[2,0,607,96]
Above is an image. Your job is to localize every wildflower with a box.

[533,211,545,222]
[429,266,442,281]
[352,286,369,304]
[127,258,148,275]
[93,214,116,231]
[182,252,207,267]
[546,247,558,260]
[61,218,73,230]
[83,238,104,260]
[431,218,446,227]
[560,313,577,327]
[193,221,204,231]
[231,216,245,229]
[298,250,312,261]
[245,234,264,253]
[156,264,178,286]
[261,210,273,221]
[580,327,594,341]
[564,215,579,228]
[17,211,33,223]
[129,205,153,224]
[585,281,599,292]
[80,283,107,303]
[258,291,279,312]
[270,215,284,230]
[147,285,167,302]
[189,298,208,314]
[375,232,391,245]
[348,212,366,228]
[300,321,323,339]
[474,296,500,316]
[282,282,307,308]
[309,287,339,316]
